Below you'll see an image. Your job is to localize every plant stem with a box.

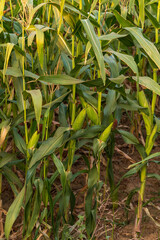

[22,11,28,146]
[151,68,158,121]
[71,28,76,125]
[0,169,3,234]
[98,92,102,125]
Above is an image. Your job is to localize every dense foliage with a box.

[1,0,160,239]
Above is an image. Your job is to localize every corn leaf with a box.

[113,10,135,27]
[3,43,14,82]
[58,0,65,34]
[145,8,160,29]
[125,27,160,69]
[23,90,42,129]
[5,186,25,240]
[0,0,5,21]
[38,74,84,85]
[0,152,16,168]
[81,19,106,84]
[108,49,138,74]
[118,129,139,144]
[36,28,44,69]
[99,32,127,41]
[57,34,72,56]
[133,76,160,96]
[28,127,70,169]
[24,180,42,239]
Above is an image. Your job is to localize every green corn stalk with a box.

[135,3,160,235]
[21,5,28,148]
[71,0,77,126]
[136,90,157,235]
[0,169,2,232]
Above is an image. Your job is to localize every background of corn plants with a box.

[1,0,160,239]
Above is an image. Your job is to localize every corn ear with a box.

[72,109,86,131]
[86,105,98,125]
[28,131,39,150]
[138,91,149,109]
[99,122,113,142]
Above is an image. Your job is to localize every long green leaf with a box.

[113,9,135,27]
[28,127,70,169]
[38,74,84,85]
[81,19,106,84]
[25,180,42,239]
[5,186,25,240]
[1,67,39,79]
[125,27,160,69]
[133,76,160,96]
[99,32,127,41]
[145,8,160,29]
[0,152,16,168]
[108,49,138,74]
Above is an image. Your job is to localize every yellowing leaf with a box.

[0,0,5,21]
[36,28,44,69]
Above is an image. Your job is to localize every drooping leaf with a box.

[1,67,39,79]
[113,9,135,27]
[125,27,160,69]
[99,32,127,41]
[38,74,84,85]
[3,166,23,189]
[28,127,70,169]
[108,49,138,74]
[118,129,139,144]
[129,152,160,169]
[23,90,42,129]
[133,76,160,96]
[2,43,14,82]
[145,8,160,29]
[0,152,16,168]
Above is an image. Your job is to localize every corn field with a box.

[1,0,160,239]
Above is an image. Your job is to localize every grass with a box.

[0,0,160,239]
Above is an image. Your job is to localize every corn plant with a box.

[1,0,160,240]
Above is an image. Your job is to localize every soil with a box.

[1,125,160,239]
